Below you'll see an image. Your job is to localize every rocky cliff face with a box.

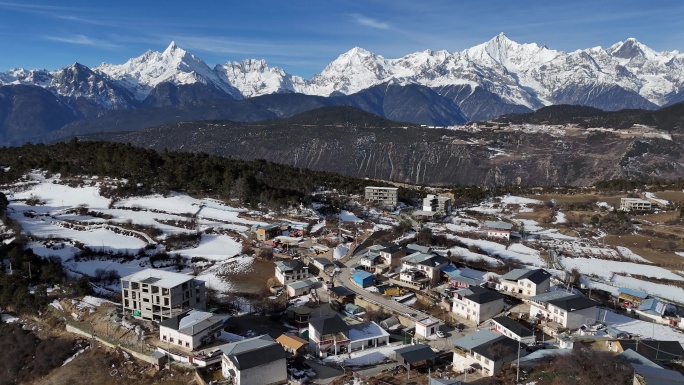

[86,108,684,186]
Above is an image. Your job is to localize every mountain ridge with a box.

[3,34,684,112]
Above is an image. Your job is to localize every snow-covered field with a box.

[562,257,682,281]
[450,235,546,266]
[2,174,267,294]
[602,310,684,347]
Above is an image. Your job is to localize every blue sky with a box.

[1,0,683,78]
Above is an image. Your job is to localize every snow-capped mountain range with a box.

[2,33,684,124]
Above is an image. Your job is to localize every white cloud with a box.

[43,34,118,48]
[351,14,391,30]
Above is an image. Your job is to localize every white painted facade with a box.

[529,302,596,330]
[500,277,550,297]
[415,317,441,339]
[453,296,504,325]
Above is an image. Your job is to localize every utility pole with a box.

[516,338,521,384]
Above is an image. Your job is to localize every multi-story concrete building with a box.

[364,186,398,206]
[528,291,597,331]
[620,198,652,212]
[422,194,452,214]
[121,268,206,322]
[452,286,505,325]
[274,259,309,285]
[498,268,552,297]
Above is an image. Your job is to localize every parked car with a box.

[436,330,445,338]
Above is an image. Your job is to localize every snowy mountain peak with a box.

[607,38,658,60]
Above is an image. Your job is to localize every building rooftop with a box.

[405,244,432,254]
[395,344,437,364]
[329,286,355,297]
[618,287,649,299]
[121,268,198,289]
[501,268,551,284]
[632,363,684,385]
[639,298,668,316]
[348,322,389,342]
[287,279,316,291]
[402,252,434,265]
[618,349,662,368]
[220,334,286,370]
[417,317,440,326]
[618,340,684,362]
[529,290,577,304]
[275,259,307,272]
[159,309,227,335]
[471,336,523,361]
[453,330,501,350]
[491,316,533,337]
[353,270,374,280]
[462,286,505,304]
[418,255,450,268]
[276,334,308,351]
[366,186,398,190]
[484,221,513,230]
[546,294,597,312]
[309,314,349,336]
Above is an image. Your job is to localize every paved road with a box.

[335,251,434,322]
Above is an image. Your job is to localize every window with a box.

[560,311,565,316]
[475,354,481,360]
[162,335,167,341]
[186,342,189,347]
[527,283,531,288]
[170,338,174,343]
[484,358,490,364]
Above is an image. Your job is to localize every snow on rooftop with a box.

[349,322,390,341]
[122,268,197,288]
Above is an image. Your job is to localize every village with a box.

[3,175,684,385]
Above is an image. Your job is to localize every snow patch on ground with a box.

[562,258,682,281]
[340,210,363,223]
[643,192,670,206]
[1,313,19,323]
[450,235,546,266]
[611,275,684,303]
[552,212,567,224]
[603,310,684,347]
[499,195,543,205]
[174,234,242,261]
[616,246,651,263]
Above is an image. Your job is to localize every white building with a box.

[400,252,450,286]
[453,330,527,377]
[221,335,287,385]
[488,316,535,345]
[274,259,309,285]
[498,268,552,297]
[286,278,316,297]
[364,186,398,206]
[415,317,441,339]
[452,286,505,325]
[121,268,206,322]
[528,291,597,330]
[308,315,350,357]
[348,322,390,352]
[159,309,228,350]
[422,194,452,214]
[620,198,652,212]
[482,221,513,240]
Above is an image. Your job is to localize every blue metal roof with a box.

[353,270,374,279]
[617,287,649,299]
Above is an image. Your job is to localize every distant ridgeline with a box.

[0,141,682,209]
